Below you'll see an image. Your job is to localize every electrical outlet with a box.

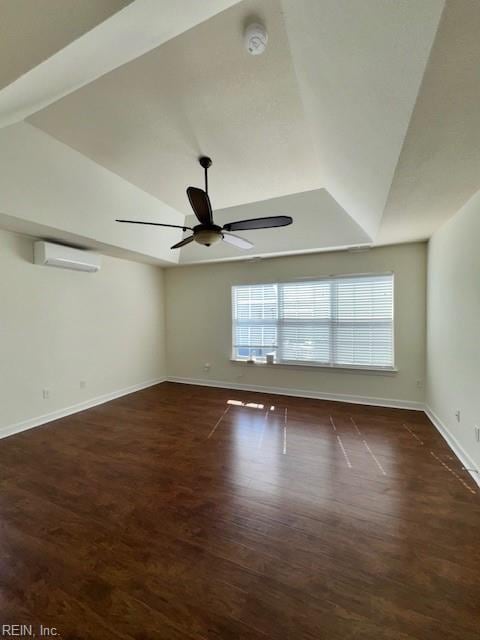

[416,379,423,389]
[475,426,480,442]
[203,363,211,372]
[455,410,461,423]
[80,380,87,389]
[42,389,50,400]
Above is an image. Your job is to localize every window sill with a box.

[230,359,398,376]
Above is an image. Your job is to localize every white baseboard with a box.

[166,376,424,411]
[0,377,166,441]
[425,405,480,488]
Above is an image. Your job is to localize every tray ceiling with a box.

[2,0,477,266]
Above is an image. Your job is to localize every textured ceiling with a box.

[281,0,444,239]
[29,0,322,216]
[2,0,479,265]
[0,0,131,90]
[0,0,242,128]
[379,0,480,245]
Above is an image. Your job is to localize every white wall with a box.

[426,190,480,470]
[165,242,427,407]
[0,229,166,434]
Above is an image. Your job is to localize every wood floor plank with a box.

[0,382,478,639]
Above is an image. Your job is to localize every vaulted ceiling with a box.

[1,0,479,266]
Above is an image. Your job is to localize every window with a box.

[232,274,394,370]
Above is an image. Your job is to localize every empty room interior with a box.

[1,1,480,638]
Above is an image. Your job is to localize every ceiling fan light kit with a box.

[194,226,222,246]
[116,156,292,251]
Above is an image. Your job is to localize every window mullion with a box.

[330,280,337,366]
[277,283,283,363]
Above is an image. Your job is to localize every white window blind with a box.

[232,274,394,370]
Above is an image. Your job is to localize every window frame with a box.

[231,272,396,373]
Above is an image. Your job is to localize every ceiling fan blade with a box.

[116,219,192,230]
[171,235,195,250]
[186,187,213,225]
[222,232,254,250]
[223,215,292,232]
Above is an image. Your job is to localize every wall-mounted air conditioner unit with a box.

[33,241,101,273]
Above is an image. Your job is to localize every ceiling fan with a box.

[116,156,293,250]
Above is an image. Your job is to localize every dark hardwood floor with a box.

[0,382,478,639]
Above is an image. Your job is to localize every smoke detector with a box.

[244,23,268,56]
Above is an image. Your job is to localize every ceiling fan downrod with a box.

[199,156,212,196]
